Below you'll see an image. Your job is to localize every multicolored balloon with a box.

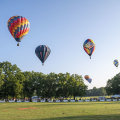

[7,16,30,46]
[83,39,95,59]
[84,75,90,80]
[35,45,51,65]
[113,59,119,67]
[84,75,92,83]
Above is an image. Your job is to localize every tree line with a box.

[0,61,119,100]
[86,87,107,96]
[0,61,87,100]
[106,73,120,95]
[86,72,120,96]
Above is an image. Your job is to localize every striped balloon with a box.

[83,39,95,59]
[35,45,51,65]
[7,16,30,46]
[113,59,119,67]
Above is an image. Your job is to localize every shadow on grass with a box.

[31,114,120,120]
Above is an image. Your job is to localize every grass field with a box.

[0,102,120,120]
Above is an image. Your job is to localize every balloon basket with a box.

[17,43,19,46]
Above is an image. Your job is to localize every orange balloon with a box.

[84,75,90,80]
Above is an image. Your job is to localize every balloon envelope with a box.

[113,59,119,67]
[87,78,92,83]
[35,45,51,65]
[7,16,30,45]
[83,39,95,59]
[84,75,90,80]
[84,75,92,83]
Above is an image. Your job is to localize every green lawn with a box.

[0,102,120,120]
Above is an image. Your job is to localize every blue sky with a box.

[0,0,120,89]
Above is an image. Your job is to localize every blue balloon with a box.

[87,78,92,83]
[113,59,119,67]
[35,45,51,65]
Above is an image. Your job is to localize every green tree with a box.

[0,68,5,98]
[32,72,46,98]
[39,73,58,98]
[57,73,69,98]
[7,72,25,98]
[67,74,87,100]
[22,71,35,99]
[56,73,87,99]
[0,68,4,87]
[0,61,23,99]
[86,87,107,96]
[106,73,120,95]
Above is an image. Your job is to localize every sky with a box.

[0,0,120,89]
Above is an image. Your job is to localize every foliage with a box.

[86,87,107,96]
[0,61,23,99]
[106,73,120,95]
[0,61,87,99]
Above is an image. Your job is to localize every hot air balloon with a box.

[84,75,90,80]
[84,75,92,83]
[35,45,51,65]
[7,16,30,46]
[113,59,119,67]
[87,78,92,83]
[83,39,95,59]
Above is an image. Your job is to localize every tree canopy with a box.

[106,73,120,95]
[0,61,87,100]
